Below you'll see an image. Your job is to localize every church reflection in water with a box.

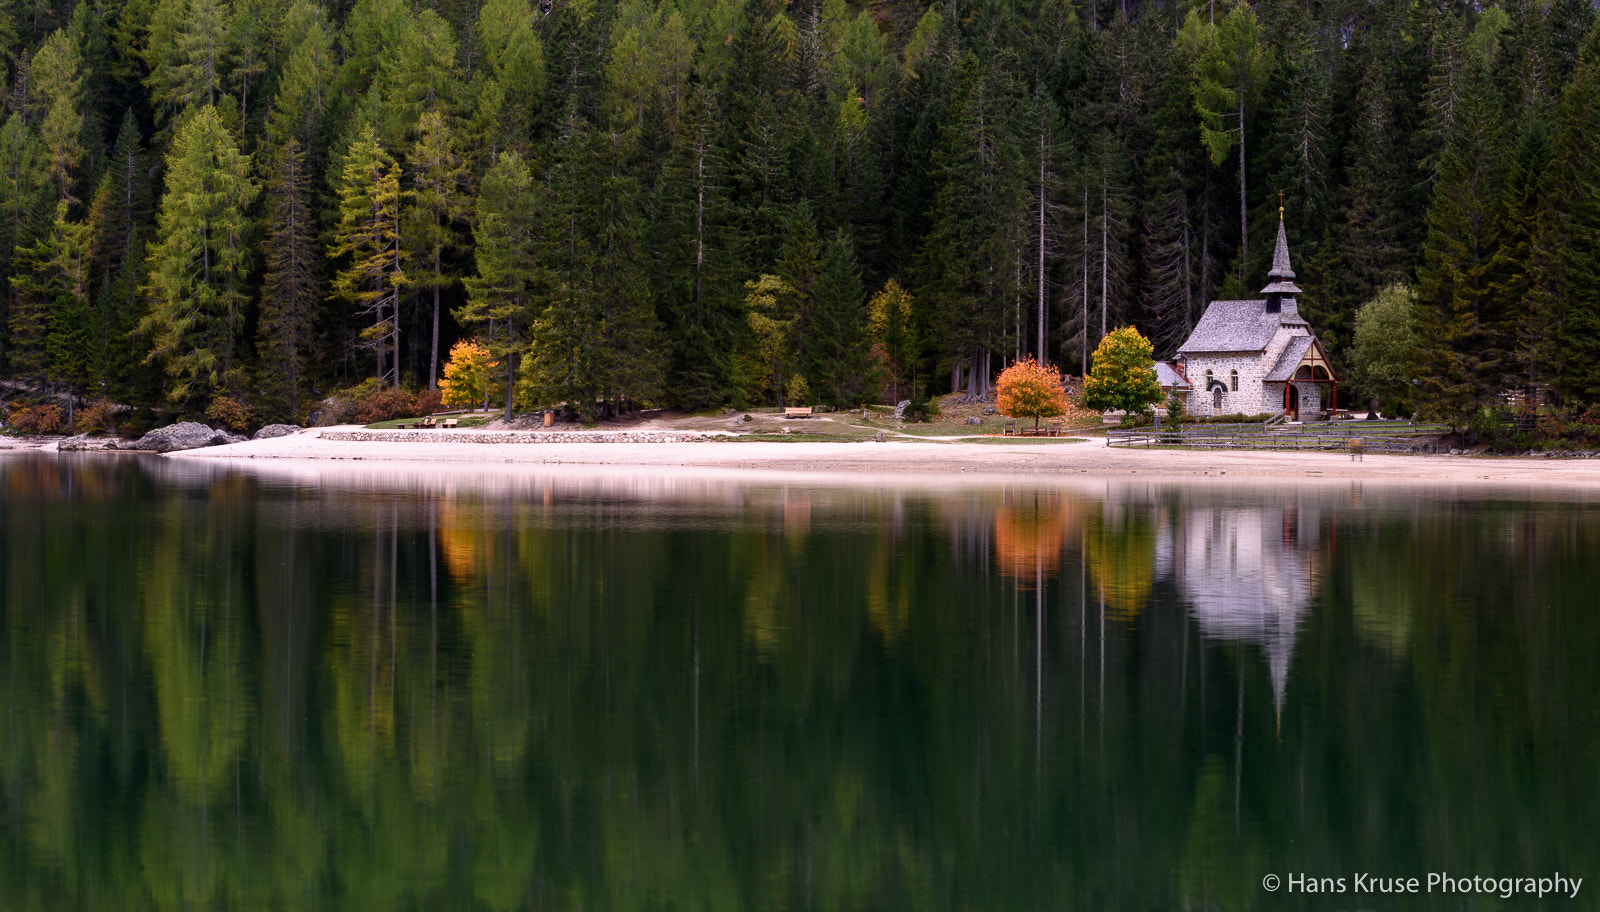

[1158,499,1333,717]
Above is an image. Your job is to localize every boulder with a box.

[253,424,302,440]
[125,422,246,453]
[58,434,97,451]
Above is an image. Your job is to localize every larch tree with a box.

[1178,0,1269,281]
[329,124,408,389]
[139,105,259,406]
[868,278,917,405]
[30,29,84,204]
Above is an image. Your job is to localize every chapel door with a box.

[1288,385,1300,421]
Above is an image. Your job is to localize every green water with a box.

[2,455,1597,910]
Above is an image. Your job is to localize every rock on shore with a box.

[121,422,247,453]
[253,424,303,440]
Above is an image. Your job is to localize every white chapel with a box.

[1168,213,1339,420]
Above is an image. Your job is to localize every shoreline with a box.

[143,427,1600,489]
[10,426,1600,489]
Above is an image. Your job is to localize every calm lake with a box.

[2,454,1597,910]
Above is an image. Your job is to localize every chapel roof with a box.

[1265,336,1314,382]
[1177,300,1295,354]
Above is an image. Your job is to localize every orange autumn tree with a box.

[438,339,499,410]
[996,356,1070,433]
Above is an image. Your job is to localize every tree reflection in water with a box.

[1,456,1597,910]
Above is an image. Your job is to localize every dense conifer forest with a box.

[0,0,1597,425]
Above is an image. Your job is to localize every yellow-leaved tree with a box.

[1083,327,1162,418]
[438,340,499,411]
[996,356,1069,433]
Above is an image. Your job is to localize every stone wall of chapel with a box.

[1186,353,1273,416]
[1293,380,1323,414]
[1183,323,1313,418]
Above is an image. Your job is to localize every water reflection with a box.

[3,455,1599,910]
[1163,500,1332,716]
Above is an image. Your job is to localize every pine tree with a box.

[329,124,408,388]
[405,110,468,390]
[139,105,259,406]
[259,138,319,420]
[44,201,95,395]
[86,113,152,290]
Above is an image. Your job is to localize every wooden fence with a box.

[1108,419,1448,453]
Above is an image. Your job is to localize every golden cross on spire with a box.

[1278,189,1285,220]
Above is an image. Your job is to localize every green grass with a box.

[364,414,495,430]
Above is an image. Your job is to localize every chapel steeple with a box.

[1260,204,1302,314]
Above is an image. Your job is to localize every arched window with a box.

[1230,369,1239,392]
[1205,369,1214,389]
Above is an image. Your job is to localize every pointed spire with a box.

[1260,211,1303,299]
[1269,217,1295,281]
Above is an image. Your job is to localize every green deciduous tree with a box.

[1083,325,1161,416]
[139,105,258,405]
[1348,284,1421,415]
[744,273,799,407]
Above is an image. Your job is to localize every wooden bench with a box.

[784,407,813,418]
[418,416,437,429]
[442,418,458,428]
[1002,419,1017,436]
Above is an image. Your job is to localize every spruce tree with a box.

[1533,34,1600,404]
[806,230,876,407]
[259,138,319,420]
[405,110,468,390]
[649,85,745,408]
[1413,57,1510,426]
[139,105,259,407]
[460,150,538,418]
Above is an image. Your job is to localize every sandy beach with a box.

[114,425,1600,490]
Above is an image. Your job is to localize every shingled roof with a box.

[1264,336,1315,382]
[1177,301,1283,354]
